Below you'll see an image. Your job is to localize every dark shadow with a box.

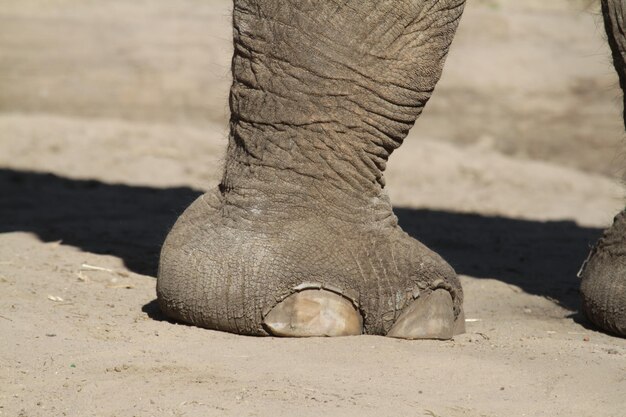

[0,168,603,311]
[141,299,175,323]
[0,168,201,275]
[395,208,603,311]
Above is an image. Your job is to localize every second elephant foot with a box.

[262,288,463,339]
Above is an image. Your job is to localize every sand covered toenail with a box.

[263,289,363,337]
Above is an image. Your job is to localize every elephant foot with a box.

[157,190,464,337]
[579,209,626,337]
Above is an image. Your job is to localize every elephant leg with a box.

[157,0,467,337]
[579,0,626,337]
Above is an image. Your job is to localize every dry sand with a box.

[1,1,626,416]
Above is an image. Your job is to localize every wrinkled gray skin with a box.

[579,0,626,338]
[157,0,625,338]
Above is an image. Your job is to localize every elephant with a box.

[156,0,626,339]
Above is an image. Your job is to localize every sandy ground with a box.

[2,0,626,416]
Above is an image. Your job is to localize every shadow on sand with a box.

[0,168,603,312]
